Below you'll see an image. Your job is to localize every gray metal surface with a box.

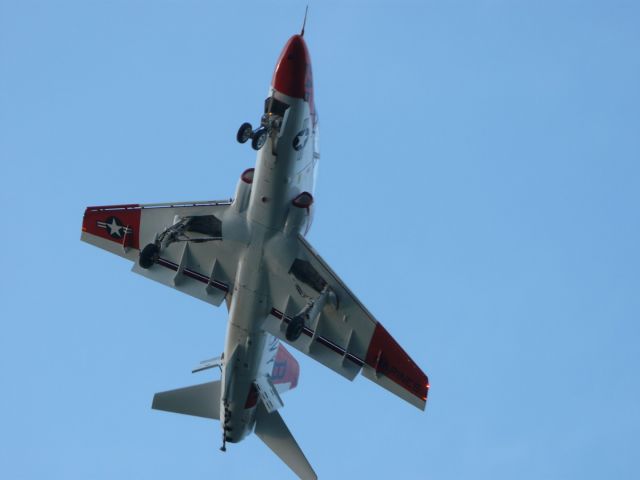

[152,381,221,420]
[254,402,317,480]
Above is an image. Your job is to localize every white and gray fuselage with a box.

[221,89,318,443]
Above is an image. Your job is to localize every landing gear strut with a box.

[138,215,221,270]
[236,101,285,151]
[285,285,336,342]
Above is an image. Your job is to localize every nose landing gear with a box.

[251,127,268,150]
[236,122,253,144]
[236,121,270,151]
[236,97,287,153]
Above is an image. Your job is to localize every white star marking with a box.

[294,129,309,150]
[107,218,123,237]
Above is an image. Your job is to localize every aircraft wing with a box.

[81,200,236,307]
[262,235,429,410]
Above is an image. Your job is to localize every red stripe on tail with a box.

[271,344,300,390]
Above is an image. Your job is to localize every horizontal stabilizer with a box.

[152,381,221,420]
[255,402,317,480]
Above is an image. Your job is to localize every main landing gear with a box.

[139,243,160,269]
[236,121,268,151]
[286,313,307,342]
[285,285,336,342]
[138,218,192,269]
[138,215,222,270]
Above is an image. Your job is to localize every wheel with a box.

[236,122,253,144]
[139,243,159,269]
[251,127,268,150]
[285,315,305,342]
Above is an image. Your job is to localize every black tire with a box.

[139,243,159,269]
[285,315,305,342]
[236,122,253,144]
[251,128,268,150]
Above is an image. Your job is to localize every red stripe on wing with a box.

[82,204,141,249]
[365,323,430,402]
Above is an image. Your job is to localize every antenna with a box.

[301,5,309,36]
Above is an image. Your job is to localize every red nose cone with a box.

[272,35,313,101]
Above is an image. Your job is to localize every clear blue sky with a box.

[1,1,639,479]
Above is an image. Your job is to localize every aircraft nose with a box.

[272,34,313,100]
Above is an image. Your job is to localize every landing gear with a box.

[237,97,288,152]
[138,243,159,269]
[236,122,253,144]
[283,285,337,342]
[236,121,269,151]
[286,314,306,342]
[251,127,268,151]
[139,216,223,270]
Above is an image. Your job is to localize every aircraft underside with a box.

[81,31,428,480]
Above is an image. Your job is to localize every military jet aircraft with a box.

[81,30,429,480]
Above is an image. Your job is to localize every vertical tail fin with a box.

[254,402,317,480]
[270,343,300,394]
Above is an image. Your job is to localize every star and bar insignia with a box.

[96,216,133,239]
[292,127,309,151]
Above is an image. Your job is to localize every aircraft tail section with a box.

[152,381,221,420]
[270,343,300,394]
[255,402,317,480]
